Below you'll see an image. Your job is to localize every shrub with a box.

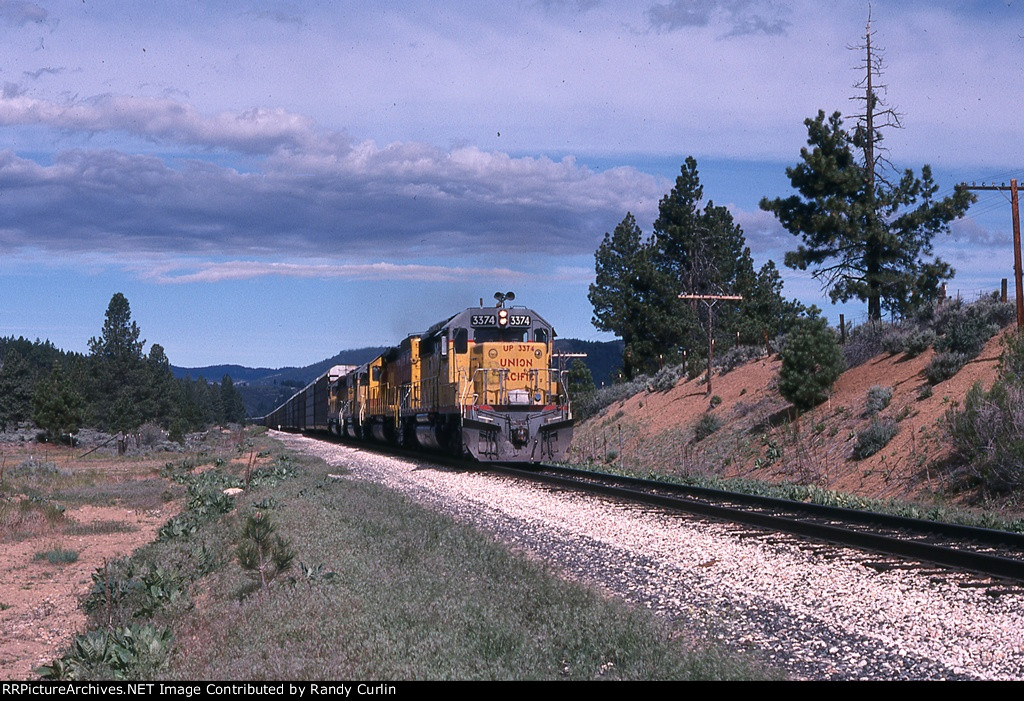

[716,344,764,374]
[864,385,893,416]
[924,351,969,385]
[881,328,910,356]
[933,293,1012,359]
[945,333,1024,494]
[648,364,685,393]
[999,328,1024,377]
[935,314,998,357]
[685,356,707,381]
[778,314,844,412]
[946,381,1024,493]
[902,328,936,357]
[842,321,901,368]
[691,414,721,443]
[853,419,898,460]
[573,376,648,421]
[34,547,79,564]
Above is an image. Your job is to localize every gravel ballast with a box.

[274,432,1024,681]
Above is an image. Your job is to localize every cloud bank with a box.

[0,93,665,271]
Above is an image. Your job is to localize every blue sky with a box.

[0,1,1021,367]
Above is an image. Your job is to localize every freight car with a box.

[265,298,573,462]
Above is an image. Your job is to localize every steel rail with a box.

[489,464,1024,582]
[533,463,1024,549]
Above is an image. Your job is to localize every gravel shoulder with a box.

[274,431,1024,681]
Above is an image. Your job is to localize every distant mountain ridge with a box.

[171,347,389,386]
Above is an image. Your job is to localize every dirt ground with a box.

[0,442,190,680]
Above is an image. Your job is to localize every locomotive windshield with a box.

[473,327,529,343]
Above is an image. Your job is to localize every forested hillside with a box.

[0,294,246,443]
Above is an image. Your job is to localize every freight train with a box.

[264,297,573,462]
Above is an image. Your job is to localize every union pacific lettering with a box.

[499,357,535,368]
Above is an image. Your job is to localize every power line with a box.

[958,180,1023,328]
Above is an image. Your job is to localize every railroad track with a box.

[487,462,1024,586]
[277,430,1024,586]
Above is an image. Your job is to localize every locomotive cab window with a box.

[454,328,468,354]
[534,328,548,344]
[474,328,527,343]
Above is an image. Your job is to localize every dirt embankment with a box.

[571,328,1010,503]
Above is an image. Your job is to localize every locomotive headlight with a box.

[534,349,542,359]
[488,349,498,359]
[498,309,508,327]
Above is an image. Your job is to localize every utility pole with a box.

[959,180,1023,328]
[678,294,743,398]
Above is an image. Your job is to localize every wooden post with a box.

[959,180,1024,327]
[1013,179,1023,328]
[678,294,743,398]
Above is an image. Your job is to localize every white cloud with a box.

[130,259,530,285]
[0,92,341,154]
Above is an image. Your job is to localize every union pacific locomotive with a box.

[264,297,573,462]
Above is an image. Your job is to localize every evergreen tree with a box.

[88,293,148,431]
[89,293,145,374]
[762,73,972,321]
[33,361,85,444]
[589,213,678,379]
[219,374,246,425]
[0,350,35,430]
[565,359,595,399]
[142,343,176,426]
[778,312,844,412]
[590,158,802,378]
[653,157,755,302]
[735,260,805,345]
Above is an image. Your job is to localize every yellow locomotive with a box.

[266,296,573,462]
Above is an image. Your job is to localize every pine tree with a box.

[761,19,974,320]
[142,344,176,426]
[590,158,802,378]
[88,293,148,432]
[589,213,679,379]
[0,350,35,430]
[778,313,844,412]
[219,375,246,425]
[89,293,145,374]
[33,362,85,444]
[565,359,596,399]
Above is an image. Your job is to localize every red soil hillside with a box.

[569,327,1012,504]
